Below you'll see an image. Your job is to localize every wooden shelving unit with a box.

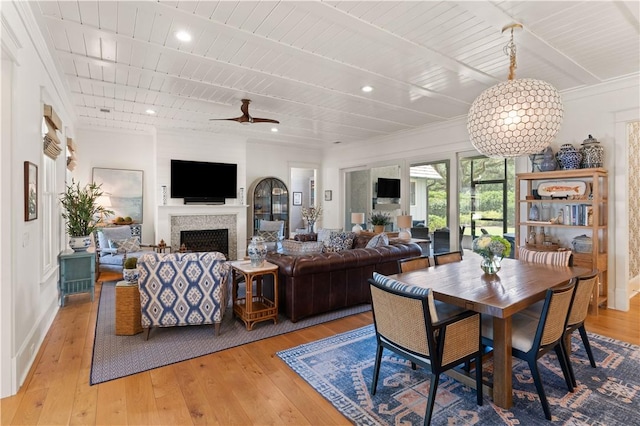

[515,168,608,314]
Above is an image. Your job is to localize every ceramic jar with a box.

[580,134,604,168]
[556,143,582,170]
[539,146,557,171]
[247,236,268,267]
[69,235,91,251]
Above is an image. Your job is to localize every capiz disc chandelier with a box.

[467,24,563,158]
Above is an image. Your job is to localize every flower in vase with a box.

[472,234,511,259]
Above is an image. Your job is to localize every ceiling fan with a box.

[210,99,279,124]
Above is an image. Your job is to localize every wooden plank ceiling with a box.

[31,1,640,148]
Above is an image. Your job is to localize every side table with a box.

[58,250,95,306]
[230,260,279,330]
[115,280,142,335]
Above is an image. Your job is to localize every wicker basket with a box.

[115,282,142,335]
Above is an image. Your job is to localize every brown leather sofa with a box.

[266,236,421,322]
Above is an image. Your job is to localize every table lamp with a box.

[397,215,412,241]
[351,213,365,234]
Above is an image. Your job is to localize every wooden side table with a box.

[115,280,142,335]
[230,260,279,330]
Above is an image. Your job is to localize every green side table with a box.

[58,250,95,306]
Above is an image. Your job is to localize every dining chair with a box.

[369,273,483,425]
[398,255,431,272]
[562,270,599,388]
[481,281,577,420]
[433,250,463,265]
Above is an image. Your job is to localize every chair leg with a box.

[424,373,440,426]
[474,354,483,406]
[370,344,384,395]
[578,325,597,368]
[554,343,574,392]
[528,360,552,420]
[411,361,417,370]
[144,327,151,340]
[561,337,577,388]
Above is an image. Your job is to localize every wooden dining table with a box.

[388,253,589,409]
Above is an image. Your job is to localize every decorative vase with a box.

[69,235,91,252]
[307,221,315,233]
[247,236,267,267]
[481,255,502,275]
[122,268,139,283]
[580,134,604,169]
[556,143,582,170]
[539,146,557,171]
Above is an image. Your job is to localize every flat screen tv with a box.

[377,177,401,198]
[171,159,237,204]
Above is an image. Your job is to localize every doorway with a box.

[290,166,318,235]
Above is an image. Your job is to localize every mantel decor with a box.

[467,23,563,158]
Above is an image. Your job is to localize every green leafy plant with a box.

[369,211,392,226]
[59,180,113,237]
[123,257,138,269]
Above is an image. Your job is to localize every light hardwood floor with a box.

[2,283,638,425]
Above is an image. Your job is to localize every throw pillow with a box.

[324,231,356,253]
[110,237,141,254]
[365,233,389,248]
[317,228,342,245]
[257,230,280,242]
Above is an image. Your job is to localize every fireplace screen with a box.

[180,229,229,258]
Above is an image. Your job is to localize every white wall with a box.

[1,1,75,397]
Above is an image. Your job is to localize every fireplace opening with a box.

[180,229,229,258]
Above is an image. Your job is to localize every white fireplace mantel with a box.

[156,205,248,259]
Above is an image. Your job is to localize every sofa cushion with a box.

[366,233,389,248]
[111,236,141,253]
[97,225,136,255]
[324,231,356,253]
[281,240,324,255]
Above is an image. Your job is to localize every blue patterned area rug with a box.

[90,281,371,385]
[277,325,640,425]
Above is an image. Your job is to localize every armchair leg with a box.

[424,373,440,426]
[528,360,552,420]
[578,326,597,368]
[144,327,151,340]
[214,322,221,336]
[370,344,384,395]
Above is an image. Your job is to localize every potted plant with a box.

[59,179,113,251]
[369,211,391,233]
[122,256,139,283]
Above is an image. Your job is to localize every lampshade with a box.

[351,213,365,224]
[397,215,412,229]
[96,195,112,208]
[467,24,563,158]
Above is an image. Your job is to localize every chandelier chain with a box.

[504,27,518,81]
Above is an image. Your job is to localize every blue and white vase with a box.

[247,236,267,267]
[556,144,582,170]
[580,135,604,169]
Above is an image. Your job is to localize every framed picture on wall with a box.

[24,161,37,221]
[92,168,144,223]
[324,190,332,201]
[293,192,302,206]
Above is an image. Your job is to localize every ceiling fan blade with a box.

[252,118,280,124]
[209,116,249,123]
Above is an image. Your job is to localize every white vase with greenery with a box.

[60,180,113,252]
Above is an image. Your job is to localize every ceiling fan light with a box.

[271,127,278,132]
[361,85,373,93]
[175,31,192,42]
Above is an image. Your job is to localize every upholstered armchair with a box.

[94,225,147,273]
[137,252,230,339]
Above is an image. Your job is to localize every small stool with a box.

[115,281,142,335]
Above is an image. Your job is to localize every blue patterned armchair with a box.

[137,252,230,339]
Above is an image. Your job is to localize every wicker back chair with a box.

[433,250,463,265]
[369,273,483,425]
[398,255,431,273]
[482,280,577,420]
[563,271,599,387]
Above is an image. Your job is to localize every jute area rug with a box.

[278,324,640,426]
[90,281,371,385]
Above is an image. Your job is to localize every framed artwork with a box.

[324,190,332,201]
[293,192,302,206]
[92,168,144,223]
[24,161,37,221]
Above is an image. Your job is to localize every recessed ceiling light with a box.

[271,127,278,132]
[361,85,373,93]
[145,109,156,115]
[175,31,192,42]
